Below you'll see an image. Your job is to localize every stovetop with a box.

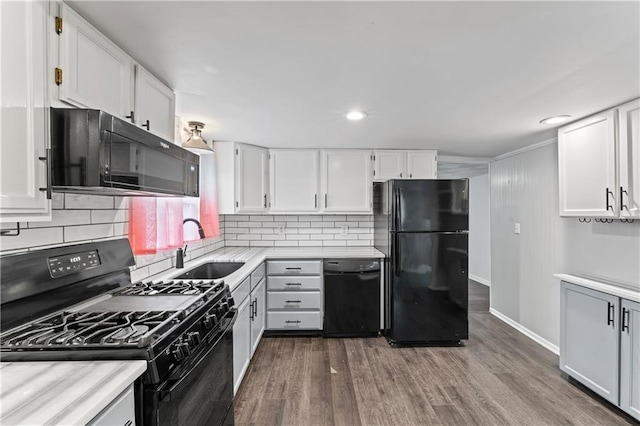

[113,279,224,297]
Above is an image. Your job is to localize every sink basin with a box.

[175,262,245,279]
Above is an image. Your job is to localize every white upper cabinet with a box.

[269,150,320,212]
[214,142,269,214]
[406,150,437,179]
[373,150,437,181]
[57,3,134,120]
[558,110,617,217]
[373,151,406,180]
[321,150,372,213]
[618,100,640,218]
[134,65,175,142]
[1,0,51,223]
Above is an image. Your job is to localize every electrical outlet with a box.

[514,223,521,234]
[276,226,285,234]
[341,225,349,235]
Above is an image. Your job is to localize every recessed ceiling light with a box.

[346,111,367,121]
[540,115,572,125]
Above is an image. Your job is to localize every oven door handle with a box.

[160,309,237,402]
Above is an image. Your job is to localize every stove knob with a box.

[178,342,191,356]
[204,313,218,329]
[227,297,235,308]
[187,331,201,347]
[171,344,186,362]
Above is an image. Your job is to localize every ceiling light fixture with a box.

[539,115,572,125]
[346,111,367,121]
[182,121,213,151]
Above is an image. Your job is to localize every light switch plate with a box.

[514,223,521,234]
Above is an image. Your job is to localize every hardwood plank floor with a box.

[234,281,635,425]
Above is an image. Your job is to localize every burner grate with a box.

[115,280,224,296]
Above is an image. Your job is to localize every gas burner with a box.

[115,280,224,297]
[1,310,181,348]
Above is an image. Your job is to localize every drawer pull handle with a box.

[286,283,302,286]
[285,267,302,270]
[607,302,615,326]
[124,421,133,426]
[285,300,302,303]
[285,320,301,324]
[622,308,630,332]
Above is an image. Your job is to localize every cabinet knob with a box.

[400,173,403,178]
[409,173,413,178]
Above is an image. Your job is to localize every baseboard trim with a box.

[469,275,490,287]
[489,308,559,355]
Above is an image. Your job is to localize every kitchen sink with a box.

[175,262,245,279]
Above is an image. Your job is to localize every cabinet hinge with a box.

[54,68,63,85]
[55,16,63,35]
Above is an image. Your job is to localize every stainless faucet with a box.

[176,218,205,269]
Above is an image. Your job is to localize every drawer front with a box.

[267,311,322,330]
[88,385,135,426]
[268,291,321,310]
[250,263,266,290]
[267,276,322,291]
[231,276,251,305]
[267,260,321,276]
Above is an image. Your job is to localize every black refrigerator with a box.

[374,179,469,345]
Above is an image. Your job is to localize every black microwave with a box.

[50,108,199,197]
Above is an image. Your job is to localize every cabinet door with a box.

[250,278,266,356]
[270,150,320,212]
[134,65,175,142]
[620,299,640,421]
[406,151,437,179]
[59,3,133,119]
[321,150,372,213]
[0,0,51,222]
[232,295,251,395]
[558,111,617,217]
[560,282,619,404]
[374,151,406,181]
[236,144,268,213]
[619,100,640,219]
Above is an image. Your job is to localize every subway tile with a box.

[65,194,114,209]
[91,209,127,224]
[52,193,64,209]
[285,234,310,240]
[225,227,250,234]
[236,222,262,228]
[298,241,321,247]
[274,240,299,247]
[283,228,299,234]
[322,228,342,234]
[358,234,373,240]
[225,234,237,240]
[227,240,250,247]
[238,234,257,240]
[350,228,371,234]
[323,240,347,247]
[285,222,311,228]
[306,216,323,222]
[262,222,286,228]
[64,224,114,242]
[324,215,346,221]
[250,241,274,247]
[262,234,285,241]
[359,221,374,227]
[148,258,173,277]
[334,234,359,240]
[130,266,149,283]
[250,215,274,222]
[114,197,128,209]
[229,215,250,221]
[297,228,323,234]
[347,240,371,246]
[0,227,63,251]
[313,234,334,240]
[251,228,274,234]
[113,222,129,236]
[311,222,330,228]
[272,215,298,222]
[29,210,91,228]
[224,221,238,228]
[334,222,352,227]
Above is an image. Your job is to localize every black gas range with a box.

[0,239,236,426]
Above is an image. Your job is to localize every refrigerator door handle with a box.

[394,233,400,273]
[395,188,401,231]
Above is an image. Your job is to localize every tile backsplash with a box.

[223,214,374,247]
[0,193,225,281]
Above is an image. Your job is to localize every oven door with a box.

[145,313,236,426]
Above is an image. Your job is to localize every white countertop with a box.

[0,361,146,426]
[554,274,640,303]
[154,246,384,292]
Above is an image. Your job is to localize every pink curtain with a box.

[129,198,184,255]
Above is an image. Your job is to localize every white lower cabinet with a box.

[560,281,640,420]
[232,263,267,395]
[620,299,640,420]
[88,385,135,426]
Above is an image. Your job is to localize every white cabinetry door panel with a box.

[560,282,619,404]
[59,3,133,119]
[619,100,640,219]
[236,144,268,213]
[270,150,319,212]
[373,151,405,181]
[322,150,372,213]
[620,299,640,421]
[250,278,266,356]
[558,111,617,217]
[0,0,51,222]
[232,293,251,395]
[406,150,437,179]
[134,65,175,142]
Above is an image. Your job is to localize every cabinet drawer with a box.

[268,291,321,310]
[251,263,266,290]
[231,276,251,305]
[267,312,322,330]
[88,385,135,426]
[267,276,322,291]
[267,260,321,276]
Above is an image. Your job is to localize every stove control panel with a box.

[47,250,101,278]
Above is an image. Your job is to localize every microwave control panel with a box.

[47,250,101,278]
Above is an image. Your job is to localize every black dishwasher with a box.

[323,259,381,337]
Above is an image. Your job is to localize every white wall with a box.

[469,173,491,285]
[490,141,640,349]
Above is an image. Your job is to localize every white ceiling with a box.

[68,1,639,157]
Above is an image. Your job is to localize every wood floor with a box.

[234,281,634,425]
